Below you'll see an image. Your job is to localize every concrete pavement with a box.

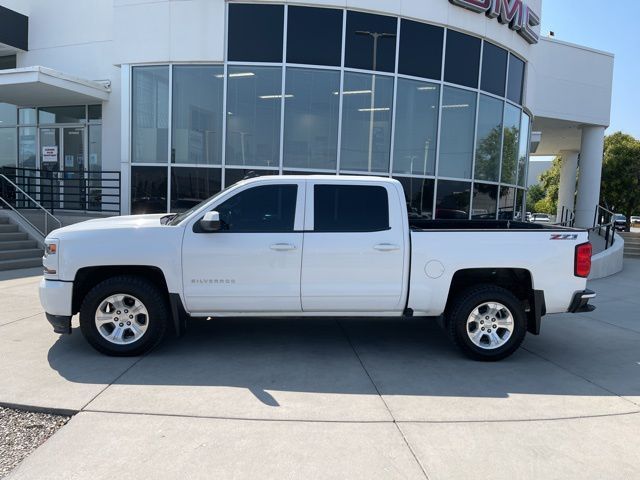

[1,261,639,479]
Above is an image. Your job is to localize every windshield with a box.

[615,214,626,221]
[166,185,236,226]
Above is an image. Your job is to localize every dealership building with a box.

[0,0,614,227]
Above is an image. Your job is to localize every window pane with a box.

[507,54,525,104]
[19,108,36,125]
[224,168,278,188]
[314,184,389,232]
[287,6,342,66]
[38,106,86,124]
[472,183,498,219]
[501,104,521,185]
[345,11,397,73]
[226,66,281,168]
[88,125,102,171]
[216,184,297,232]
[0,55,16,70]
[398,20,443,80]
[394,176,434,220]
[393,79,439,176]
[438,87,477,179]
[88,105,102,121]
[0,103,16,126]
[474,95,503,182]
[515,189,525,220]
[499,186,515,219]
[131,166,167,214]
[517,113,530,187]
[481,42,507,97]
[435,180,471,219]
[227,4,283,62]
[170,167,221,212]
[18,127,36,168]
[444,31,481,88]
[0,128,16,168]
[172,65,223,166]
[340,72,393,173]
[132,66,169,163]
[283,68,340,170]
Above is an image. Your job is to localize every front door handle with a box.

[270,243,297,251]
[373,243,400,252]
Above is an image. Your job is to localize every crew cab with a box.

[40,176,595,361]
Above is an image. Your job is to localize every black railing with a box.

[592,205,615,250]
[555,206,575,227]
[0,166,121,214]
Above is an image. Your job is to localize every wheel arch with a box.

[445,268,544,335]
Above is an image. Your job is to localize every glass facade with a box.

[129,4,531,217]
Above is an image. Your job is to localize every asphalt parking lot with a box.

[1,261,639,479]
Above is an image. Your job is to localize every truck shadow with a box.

[46,315,640,406]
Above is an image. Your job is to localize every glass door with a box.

[61,127,85,209]
[39,128,60,210]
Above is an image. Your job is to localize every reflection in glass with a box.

[393,79,439,176]
[0,128,16,168]
[0,103,17,126]
[444,31,481,88]
[18,127,36,168]
[438,87,477,179]
[132,66,169,163]
[131,166,167,214]
[436,180,471,219]
[394,177,435,220]
[287,6,342,66]
[227,3,284,63]
[172,65,224,165]
[472,183,498,219]
[474,95,504,182]
[283,68,340,170]
[481,42,507,97]
[340,72,393,173]
[224,168,278,188]
[39,106,86,124]
[345,11,397,73]
[18,108,36,125]
[515,189,525,220]
[507,54,525,104]
[501,104,521,185]
[88,125,104,211]
[226,66,282,168]
[517,113,531,187]
[499,186,516,219]
[398,19,443,80]
[171,167,221,212]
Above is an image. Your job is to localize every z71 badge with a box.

[550,234,578,240]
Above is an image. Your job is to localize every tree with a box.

[525,156,561,214]
[526,183,545,212]
[600,132,640,220]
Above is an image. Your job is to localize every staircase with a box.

[0,216,43,271]
[619,231,640,259]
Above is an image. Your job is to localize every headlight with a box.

[44,239,59,277]
[45,243,57,255]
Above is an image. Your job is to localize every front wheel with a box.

[446,285,527,361]
[79,275,168,356]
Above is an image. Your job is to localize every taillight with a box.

[575,242,592,278]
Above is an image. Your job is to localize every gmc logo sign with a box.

[449,0,541,44]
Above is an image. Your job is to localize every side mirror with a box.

[200,211,221,232]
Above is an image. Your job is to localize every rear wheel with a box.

[79,275,168,356]
[446,285,526,361]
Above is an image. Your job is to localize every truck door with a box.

[182,180,305,314]
[301,180,406,312]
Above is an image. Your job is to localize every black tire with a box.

[446,284,526,362]
[79,275,168,356]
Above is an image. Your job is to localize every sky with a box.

[540,0,640,139]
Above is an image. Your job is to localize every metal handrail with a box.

[590,205,616,250]
[0,173,62,237]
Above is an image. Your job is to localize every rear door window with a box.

[314,185,389,232]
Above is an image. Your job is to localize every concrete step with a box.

[0,248,43,261]
[0,257,42,271]
[0,239,38,251]
[0,232,28,242]
[0,224,19,233]
[624,246,640,254]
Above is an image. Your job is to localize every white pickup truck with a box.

[40,176,595,361]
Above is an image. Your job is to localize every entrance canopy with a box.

[0,66,110,107]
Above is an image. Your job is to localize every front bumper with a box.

[39,279,74,333]
[568,289,596,313]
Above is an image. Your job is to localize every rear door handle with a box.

[373,243,400,252]
[270,243,297,251]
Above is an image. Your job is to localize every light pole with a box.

[355,30,396,172]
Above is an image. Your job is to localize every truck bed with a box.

[409,219,582,231]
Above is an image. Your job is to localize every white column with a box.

[556,150,579,223]
[575,126,606,228]
[120,64,131,215]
